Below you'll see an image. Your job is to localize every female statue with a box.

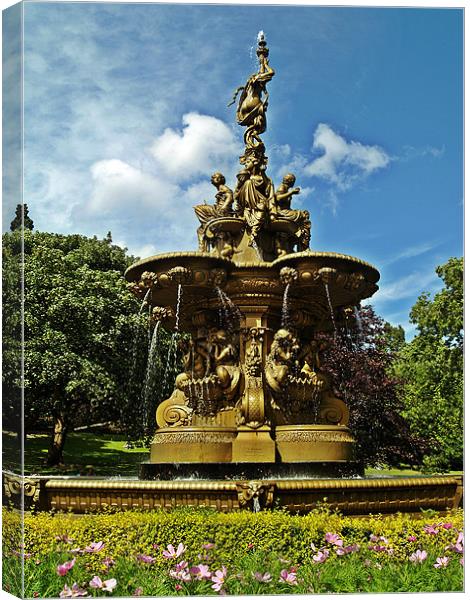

[194,173,234,250]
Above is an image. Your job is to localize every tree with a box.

[2,229,158,466]
[10,203,34,231]
[317,306,426,468]
[395,257,463,472]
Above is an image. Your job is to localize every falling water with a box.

[253,497,261,513]
[354,305,364,338]
[175,284,183,331]
[324,282,337,339]
[162,284,183,395]
[141,321,161,430]
[281,283,290,328]
[216,287,242,331]
[139,288,151,314]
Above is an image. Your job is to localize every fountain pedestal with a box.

[231,426,276,462]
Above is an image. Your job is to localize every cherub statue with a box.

[269,173,311,252]
[194,173,234,250]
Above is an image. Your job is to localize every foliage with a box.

[395,257,463,472]
[2,507,463,596]
[318,305,425,468]
[10,202,34,231]
[2,229,180,466]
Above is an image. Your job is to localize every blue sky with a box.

[3,2,463,338]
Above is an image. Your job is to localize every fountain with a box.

[125,33,377,480]
[6,33,461,516]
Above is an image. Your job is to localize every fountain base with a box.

[146,424,355,467]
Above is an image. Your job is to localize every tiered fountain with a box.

[126,33,379,481]
[10,34,461,516]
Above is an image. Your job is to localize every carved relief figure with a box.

[299,339,330,390]
[265,329,300,393]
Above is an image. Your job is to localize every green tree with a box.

[2,229,158,466]
[396,257,463,472]
[10,203,34,231]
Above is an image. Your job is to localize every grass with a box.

[3,431,148,477]
[2,430,462,478]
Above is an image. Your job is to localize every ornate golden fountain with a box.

[125,33,380,479]
[6,34,461,516]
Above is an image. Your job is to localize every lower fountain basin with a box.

[3,471,462,516]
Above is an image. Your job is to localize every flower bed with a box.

[2,506,464,596]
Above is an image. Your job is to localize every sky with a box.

[3,2,464,339]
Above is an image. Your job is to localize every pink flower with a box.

[59,583,87,598]
[57,558,76,577]
[325,532,343,547]
[89,576,116,592]
[136,553,156,564]
[252,571,272,582]
[434,556,450,569]
[423,524,439,535]
[211,566,228,592]
[279,568,298,585]
[132,588,143,597]
[409,550,428,563]
[446,531,464,554]
[247,542,255,550]
[102,557,115,570]
[441,523,453,530]
[202,543,215,550]
[190,564,212,580]
[336,543,360,556]
[84,541,105,553]
[169,561,191,582]
[90,576,103,589]
[312,549,329,563]
[407,535,417,542]
[175,584,183,592]
[460,557,464,566]
[162,543,185,559]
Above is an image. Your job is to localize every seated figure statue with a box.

[269,173,311,255]
[194,173,235,251]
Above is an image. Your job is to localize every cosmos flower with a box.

[211,566,228,592]
[325,532,343,547]
[84,541,105,553]
[162,543,185,559]
[279,568,298,585]
[433,556,450,569]
[252,571,272,582]
[409,550,428,563]
[56,558,76,577]
[59,583,87,598]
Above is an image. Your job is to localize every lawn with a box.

[3,431,148,477]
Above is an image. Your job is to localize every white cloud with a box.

[150,113,241,181]
[381,242,436,266]
[88,159,177,215]
[304,123,390,191]
[372,271,439,303]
